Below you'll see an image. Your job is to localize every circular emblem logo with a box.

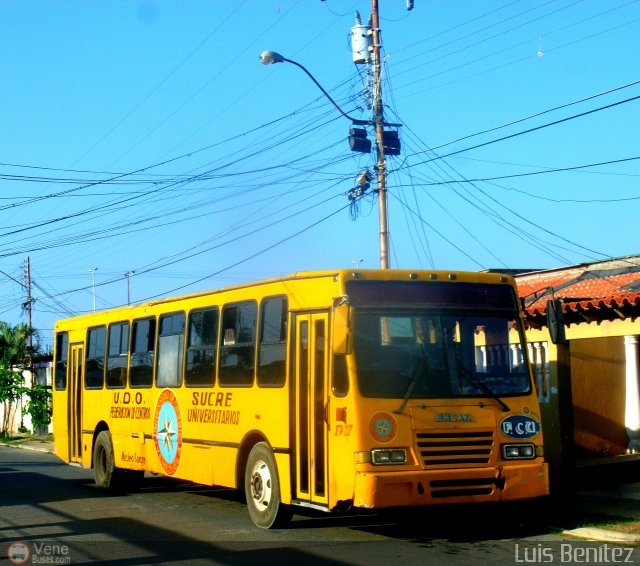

[369,411,398,443]
[7,542,30,565]
[500,414,541,439]
[154,389,182,475]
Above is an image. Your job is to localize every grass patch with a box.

[578,517,640,534]
[595,520,640,534]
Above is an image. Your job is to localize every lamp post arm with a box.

[281,57,370,126]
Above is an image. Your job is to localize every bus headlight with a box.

[371,448,407,465]
[502,443,536,460]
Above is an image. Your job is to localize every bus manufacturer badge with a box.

[370,411,398,444]
[500,414,540,439]
[154,389,183,475]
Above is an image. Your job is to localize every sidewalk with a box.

[560,458,640,545]
[0,434,54,453]
[2,435,639,544]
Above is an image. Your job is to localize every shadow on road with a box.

[2,447,638,562]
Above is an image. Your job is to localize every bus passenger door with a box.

[294,313,329,508]
[68,343,83,463]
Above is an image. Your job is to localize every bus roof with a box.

[54,268,516,328]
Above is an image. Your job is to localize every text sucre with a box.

[188,391,239,425]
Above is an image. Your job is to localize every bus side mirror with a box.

[332,303,353,355]
[546,299,567,344]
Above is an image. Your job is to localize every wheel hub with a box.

[250,460,272,508]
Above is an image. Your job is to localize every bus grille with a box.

[416,430,494,468]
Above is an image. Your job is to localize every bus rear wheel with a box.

[93,430,144,490]
[245,442,291,529]
[93,430,118,489]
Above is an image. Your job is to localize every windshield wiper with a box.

[395,343,430,414]
[394,379,416,414]
[455,357,510,412]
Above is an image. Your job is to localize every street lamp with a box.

[259,51,369,126]
[260,48,400,269]
[89,267,98,312]
[124,271,135,306]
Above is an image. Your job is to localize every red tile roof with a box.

[514,256,640,326]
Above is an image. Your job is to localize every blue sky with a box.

[1,0,639,348]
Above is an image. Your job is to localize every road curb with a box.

[0,442,53,454]
[563,527,640,545]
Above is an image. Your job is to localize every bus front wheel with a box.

[245,442,291,528]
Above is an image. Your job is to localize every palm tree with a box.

[0,322,37,368]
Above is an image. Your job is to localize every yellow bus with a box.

[52,269,548,528]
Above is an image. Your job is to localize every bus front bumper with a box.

[353,462,548,508]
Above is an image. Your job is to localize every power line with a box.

[392,1,640,97]
[393,94,640,171]
[395,156,640,187]
[404,79,640,156]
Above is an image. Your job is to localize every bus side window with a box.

[186,308,218,387]
[219,302,257,386]
[257,297,287,387]
[85,326,106,389]
[54,332,68,390]
[107,322,129,388]
[156,312,185,388]
[130,317,155,388]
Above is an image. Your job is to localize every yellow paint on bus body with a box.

[52,270,548,525]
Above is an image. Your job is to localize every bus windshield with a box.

[353,310,531,399]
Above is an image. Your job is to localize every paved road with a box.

[1,447,638,565]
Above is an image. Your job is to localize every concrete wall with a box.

[570,336,628,456]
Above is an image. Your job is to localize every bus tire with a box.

[93,430,120,490]
[245,442,291,529]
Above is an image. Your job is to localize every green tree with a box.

[0,360,26,435]
[0,322,42,435]
[24,382,52,429]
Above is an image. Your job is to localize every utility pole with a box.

[262,1,407,269]
[370,0,389,269]
[349,3,400,268]
[23,257,33,355]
